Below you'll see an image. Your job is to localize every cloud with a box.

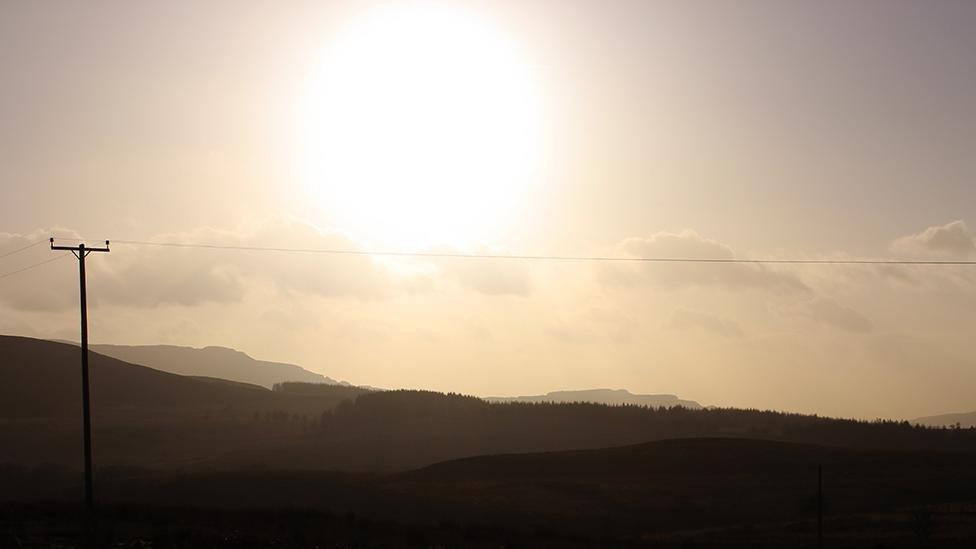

[0,219,541,313]
[792,297,873,334]
[891,220,976,258]
[0,220,399,312]
[425,246,531,296]
[666,307,744,338]
[95,256,246,308]
[600,230,809,294]
[228,219,398,300]
[0,228,92,312]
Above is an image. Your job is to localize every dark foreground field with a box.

[3,438,976,548]
[4,501,975,549]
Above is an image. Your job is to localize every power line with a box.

[0,239,44,260]
[82,238,976,266]
[0,254,70,280]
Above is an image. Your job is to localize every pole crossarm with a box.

[50,238,110,253]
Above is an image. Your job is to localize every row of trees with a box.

[312,390,976,454]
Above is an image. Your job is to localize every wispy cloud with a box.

[891,220,976,258]
[599,230,809,294]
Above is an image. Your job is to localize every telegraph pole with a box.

[51,238,110,510]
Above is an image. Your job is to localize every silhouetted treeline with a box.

[272,381,367,399]
[294,390,976,470]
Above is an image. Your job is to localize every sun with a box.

[296,4,544,249]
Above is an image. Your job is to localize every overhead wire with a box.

[0,239,45,260]
[0,254,71,280]
[92,238,976,266]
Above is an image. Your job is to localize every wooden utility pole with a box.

[50,238,110,510]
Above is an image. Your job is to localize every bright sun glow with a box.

[297,5,543,248]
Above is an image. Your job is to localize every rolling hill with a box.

[397,437,976,532]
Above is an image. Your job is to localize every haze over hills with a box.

[79,342,687,407]
[68,341,971,431]
[913,410,976,428]
[6,335,976,474]
[486,388,702,409]
[85,342,343,389]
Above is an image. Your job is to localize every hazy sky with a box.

[3,0,976,419]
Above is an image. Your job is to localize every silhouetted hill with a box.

[2,336,264,419]
[86,342,340,389]
[485,388,701,409]
[0,335,369,467]
[1,336,365,419]
[399,438,976,530]
[913,410,976,428]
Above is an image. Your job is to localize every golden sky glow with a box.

[2,1,976,420]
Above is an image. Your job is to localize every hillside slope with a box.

[0,336,368,467]
[2,336,270,419]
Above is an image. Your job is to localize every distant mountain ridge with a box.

[485,388,702,409]
[85,343,342,389]
[912,410,976,428]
